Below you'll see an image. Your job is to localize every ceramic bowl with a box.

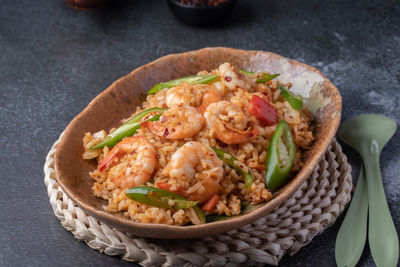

[54,47,341,239]
[167,0,236,26]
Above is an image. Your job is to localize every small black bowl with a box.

[167,0,237,26]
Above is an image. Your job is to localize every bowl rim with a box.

[167,0,236,10]
[54,47,341,239]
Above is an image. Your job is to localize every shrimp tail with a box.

[97,136,146,172]
[141,121,170,138]
[238,127,258,142]
[215,125,258,145]
[98,147,119,171]
[249,127,258,138]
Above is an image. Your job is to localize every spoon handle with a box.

[335,165,368,267]
[364,153,399,267]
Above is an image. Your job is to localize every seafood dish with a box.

[82,62,314,225]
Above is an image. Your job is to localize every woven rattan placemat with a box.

[44,135,352,266]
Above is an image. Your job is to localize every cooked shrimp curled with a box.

[157,141,223,203]
[204,101,257,145]
[141,104,204,139]
[97,136,156,189]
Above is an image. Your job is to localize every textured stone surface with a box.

[0,0,399,266]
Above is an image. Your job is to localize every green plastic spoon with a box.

[338,114,398,267]
[335,165,368,267]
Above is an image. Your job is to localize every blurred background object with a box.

[65,0,110,9]
[167,0,236,26]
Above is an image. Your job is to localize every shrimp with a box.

[166,83,221,113]
[141,104,204,139]
[97,136,156,189]
[212,81,227,96]
[157,141,223,203]
[219,63,251,91]
[165,83,200,108]
[197,90,222,114]
[204,101,257,145]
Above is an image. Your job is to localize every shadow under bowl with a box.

[54,47,342,239]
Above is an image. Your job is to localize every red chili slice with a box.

[248,95,277,126]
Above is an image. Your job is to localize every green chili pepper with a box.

[238,69,255,75]
[277,82,303,111]
[90,107,166,149]
[147,75,218,95]
[241,71,303,110]
[239,69,280,84]
[193,206,206,224]
[123,107,166,125]
[265,120,296,192]
[211,147,254,188]
[256,73,280,84]
[126,186,206,224]
[126,186,196,209]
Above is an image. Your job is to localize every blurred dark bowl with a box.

[167,0,237,26]
[65,0,110,9]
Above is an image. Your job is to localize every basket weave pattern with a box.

[44,136,352,266]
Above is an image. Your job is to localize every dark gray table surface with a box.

[1,0,399,266]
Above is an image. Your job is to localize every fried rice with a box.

[82,63,314,225]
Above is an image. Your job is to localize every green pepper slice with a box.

[212,147,254,188]
[239,69,280,84]
[277,82,303,111]
[126,186,196,209]
[126,186,206,223]
[147,75,218,95]
[192,206,206,224]
[238,69,255,75]
[256,73,280,84]
[90,107,166,149]
[265,120,296,192]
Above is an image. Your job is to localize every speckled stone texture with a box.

[0,0,398,266]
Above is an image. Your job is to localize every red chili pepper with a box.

[201,194,220,212]
[248,95,277,125]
